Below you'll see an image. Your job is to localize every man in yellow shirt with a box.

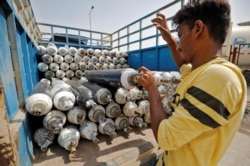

[138,0,247,165]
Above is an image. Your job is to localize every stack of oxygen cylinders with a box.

[36,43,129,80]
[25,42,181,154]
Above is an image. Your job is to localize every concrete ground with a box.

[32,88,250,166]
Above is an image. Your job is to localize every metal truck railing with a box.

[36,0,185,52]
[37,23,112,50]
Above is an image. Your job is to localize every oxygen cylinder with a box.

[143,112,151,124]
[88,105,106,123]
[160,72,173,85]
[46,43,57,56]
[73,55,82,63]
[114,51,122,58]
[38,62,49,72]
[85,68,139,89]
[54,54,64,64]
[49,62,60,72]
[57,125,80,154]
[25,79,53,116]
[112,57,118,65]
[95,63,102,70]
[81,81,113,105]
[65,80,96,109]
[108,63,115,69]
[86,48,94,56]
[120,51,128,58]
[67,106,86,125]
[128,115,147,128]
[170,71,181,83]
[153,72,163,86]
[36,45,47,56]
[65,70,74,79]
[116,64,122,69]
[33,127,55,152]
[137,99,150,115]
[75,70,84,78]
[69,62,79,71]
[102,50,110,56]
[43,110,66,134]
[161,96,173,114]
[118,57,127,65]
[87,63,95,70]
[64,54,74,64]
[90,56,98,64]
[79,62,88,70]
[94,49,102,57]
[114,87,131,104]
[158,84,168,98]
[58,46,68,56]
[82,56,90,63]
[123,101,138,117]
[105,102,121,118]
[110,50,117,57]
[114,115,130,132]
[98,118,117,138]
[77,48,86,57]
[60,62,70,71]
[129,87,143,101]
[51,79,75,111]
[44,70,55,80]
[98,56,105,64]
[105,56,112,64]
[102,63,109,70]
[69,47,78,56]
[42,54,53,64]
[79,120,99,143]
[55,70,65,79]
[122,64,129,68]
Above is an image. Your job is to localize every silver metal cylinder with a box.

[57,125,80,154]
[37,45,47,56]
[67,106,86,125]
[98,118,117,138]
[43,110,67,134]
[79,120,99,143]
[85,68,139,89]
[114,115,129,132]
[42,54,53,64]
[58,46,68,56]
[88,105,105,123]
[46,43,58,56]
[105,102,121,118]
[123,101,138,117]
[38,62,49,72]
[33,127,55,152]
[69,47,78,56]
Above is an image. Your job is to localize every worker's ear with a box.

[193,20,204,38]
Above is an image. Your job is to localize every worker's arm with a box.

[138,66,169,141]
[151,13,183,68]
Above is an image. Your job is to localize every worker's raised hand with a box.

[151,13,174,44]
[138,66,156,91]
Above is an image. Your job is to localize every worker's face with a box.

[176,23,196,64]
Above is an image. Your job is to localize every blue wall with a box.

[128,45,179,71]
[0,4,19,121]
[0,2,37,166]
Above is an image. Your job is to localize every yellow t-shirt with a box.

[157,57,247,166]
